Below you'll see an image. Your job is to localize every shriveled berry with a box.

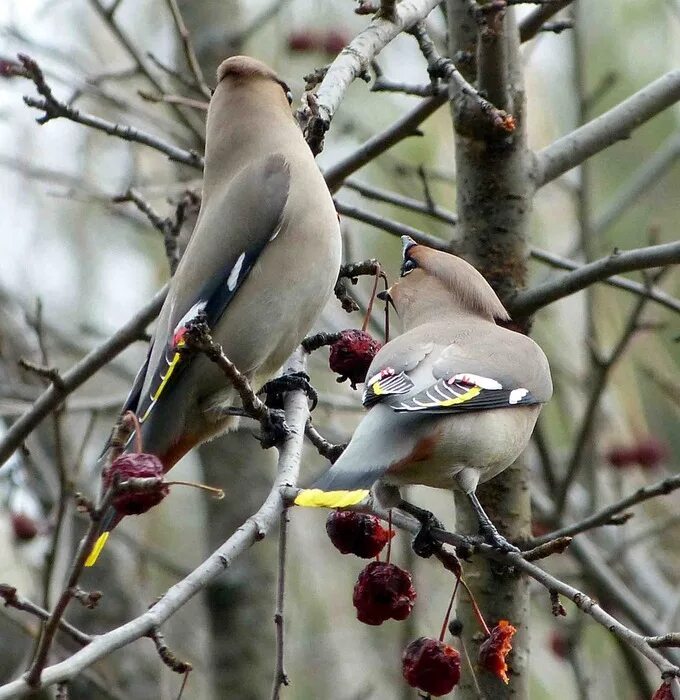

[103,453,168,516]
[326,511,394,558]
[402,637,461,696]
[11,512,39,541]
[549,631,568,660]
[605,445,637,469]
[323,30,348,54]
[353,561,415,625]
[632,436,668,470]
[287,31,320,52]
[652,681,673,700]
[478,620,517,685]
[329,329,382,389]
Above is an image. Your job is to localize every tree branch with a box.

[323,94,447,191]
[0,351,309,699]
[13,55,203,169]
[530,474,680,547]
[518,0,573,42]
[534,70,680,187]
[510,241,680,317]
[0,286,167,468]
[529,247,680,315]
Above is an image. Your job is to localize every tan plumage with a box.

[304,237,551,551]
[88,56,341,565]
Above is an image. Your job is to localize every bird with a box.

[295,236,552,553]
[85,56,342,566]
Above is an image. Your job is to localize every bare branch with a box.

[510,241,680,317]
[530,474,680,547]
[297,0,443,151]
[0,286,167,468]
[323,94,447,191]
[518,0,573,42]
[165,0,212,98]
[0,585,92,647]
[13,55,203,169]
[530,247,680,315]
[270,511,290,700]
[0,351,309,699]
[534,70,680,187]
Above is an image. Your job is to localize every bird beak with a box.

[377,288,396,313]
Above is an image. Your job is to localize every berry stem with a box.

[381,273,390,343]
[361,267,382,332]
[460,577,490,637]
[164,480,225,499]
[386,509,393,564]
[124,410,143,453]
[439,576,461,642]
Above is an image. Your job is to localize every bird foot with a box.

[480,523,520,554]
[259,371,318,410]
[257,408,290,449]
[412,513,445,559]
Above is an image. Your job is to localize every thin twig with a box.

[531,474,680,547]
[0,351,310,698]
[511,241,680,317]
[535,70,680,187]
[304,420,346,464]
[270,511,290,700]
[0,285,167,468]
[165,0,212,98]
[13,55,203,169]
[0,585,92,646]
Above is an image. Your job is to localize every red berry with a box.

[605,445,637,469]
[549,631,568,660]
[353,561,416,625]
[478,620,517,685]
[103,453,168,515]
[326,511,394,558]
[323,30,348,54]
[11,512,39,541]
[652,682,673,700]
[329,329,382,389]
[632,436,668,470]
[402,637,461,696]
[287,31,321,52]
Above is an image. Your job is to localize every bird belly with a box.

[383,405,541,491]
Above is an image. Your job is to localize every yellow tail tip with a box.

[294,488,370,509]
[84,531,110,567]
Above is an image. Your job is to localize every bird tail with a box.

[84,506,121,567]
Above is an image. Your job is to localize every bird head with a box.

[378,236,511,329]
[214,56,293,109]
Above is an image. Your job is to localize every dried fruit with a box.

[402,637,461,696]
[329,329,382,389]
[11,512,39,541]
[606,437,668,471]
[633,437,668,470]
[606,445,637,469]
[478,620,517,684]
[549,631,568,660]
[652,682,674,700]
[326,511,394,558]
[103,453,168,515]
[353,561,416,625]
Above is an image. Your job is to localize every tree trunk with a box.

[447,2,532,697]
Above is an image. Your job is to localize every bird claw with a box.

[412,513,445,559]
[258,408,290,449]
[480,523,520,554]
[260,371,318,410]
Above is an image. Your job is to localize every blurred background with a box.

[0,0,678,698]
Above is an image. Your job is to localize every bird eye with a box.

[401,258,417,277]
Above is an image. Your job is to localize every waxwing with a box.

[86,56,342,565]
[296,237,551,552]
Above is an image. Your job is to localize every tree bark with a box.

[447,2,531,697]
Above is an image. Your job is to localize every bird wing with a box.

[130,154,291,426]
[361,337,434,407]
